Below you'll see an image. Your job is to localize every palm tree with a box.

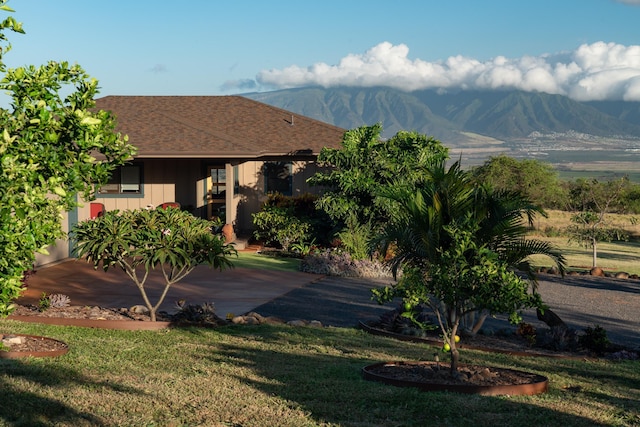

[372,159,566,373]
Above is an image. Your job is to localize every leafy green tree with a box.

[308,123,448,231]
[372,160,565,373]
[0,2,135,316]
[565,177,632,267]
[72,208,236,321]
[472,154,565,208]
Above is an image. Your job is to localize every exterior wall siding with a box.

[36,158,327,266]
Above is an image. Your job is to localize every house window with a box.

[98,164,143,195]
[263,161,292,196]
[209,167,226,199]
[233,165,239,194]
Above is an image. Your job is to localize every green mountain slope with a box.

[245,87,640,141]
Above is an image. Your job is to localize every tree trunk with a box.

[592,237,597,267]
[449,323,460,374]
[450,347,460,375]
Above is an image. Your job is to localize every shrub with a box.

[253,193,334,248]
[336,214,372,260]
[38,293,50,312]
[579,324,611,355]
[48,294,71,308]
[252,205,310,252]
[516,322,537,346]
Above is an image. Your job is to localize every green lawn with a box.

[526,209,640,275]
[527,237,640,275]
[1,248,639,425]
[0,321,638,426]
[232,251,301,272]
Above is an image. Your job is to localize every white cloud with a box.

[254,41,640,101]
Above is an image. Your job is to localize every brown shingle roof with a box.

[95,96,346,159]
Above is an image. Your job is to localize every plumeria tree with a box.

[72,207,237,321]
[0,1,135,316]
[372,160,565,374]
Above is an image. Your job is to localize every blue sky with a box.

[4,0,640,101]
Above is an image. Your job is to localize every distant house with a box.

[36,96,346,265]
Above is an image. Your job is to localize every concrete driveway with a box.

[17,259,321,317]
[15,260,640,349]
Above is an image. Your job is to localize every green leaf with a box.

[80,117,102,126]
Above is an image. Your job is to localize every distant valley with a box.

[245,87,640,178]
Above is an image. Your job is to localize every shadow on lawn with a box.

[195,326,619,427]
[0,360,139,426]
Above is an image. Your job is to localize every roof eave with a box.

[133,150,320,160]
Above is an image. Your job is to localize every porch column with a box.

[223,162,236,242]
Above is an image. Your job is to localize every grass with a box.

[528,210,640,275]
[1,217,639,425]
[233,251,301,272]
[0,321,638,426]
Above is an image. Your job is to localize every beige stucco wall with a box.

[37,158,326,265]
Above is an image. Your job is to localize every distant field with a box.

[528,209,640,275]
[450,138,640,182]
[552,159,640,182]
[532,209,640,236]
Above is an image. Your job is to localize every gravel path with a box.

[252,273,640,350]
[521,274,640,349]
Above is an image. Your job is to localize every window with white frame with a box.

[98,164,143,195]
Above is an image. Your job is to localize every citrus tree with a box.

[0,1,135,316]
[372,160,566,374]
[72,207,237,321]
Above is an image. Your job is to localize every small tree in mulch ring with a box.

[72,207,237,321]
[375,219,546,374]
[371,160,566,375]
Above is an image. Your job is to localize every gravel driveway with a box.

[252,273,640,350]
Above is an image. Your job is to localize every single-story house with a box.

[36,95,346,266]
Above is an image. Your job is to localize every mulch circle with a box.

[0,333,69,359]
[363,361,549,395]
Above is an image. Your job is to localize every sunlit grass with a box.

[528,210,640,275]
[232,251,301,272]
[528,237,640,275]
[0,321,638,426]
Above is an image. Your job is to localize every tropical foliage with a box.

[0,2,135,316]
[372,160,566,373]
[72,207,236,321]
[308,123,448,230]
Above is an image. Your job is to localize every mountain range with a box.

[245,87,640,165]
